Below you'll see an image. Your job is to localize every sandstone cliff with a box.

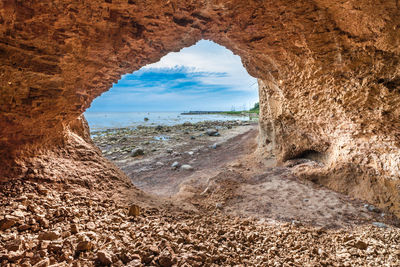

[1,0,400,215]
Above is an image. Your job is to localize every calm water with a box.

[84,111,250,131]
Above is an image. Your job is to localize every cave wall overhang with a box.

[1,0,400,215]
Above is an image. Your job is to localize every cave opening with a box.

[84,39,260,195]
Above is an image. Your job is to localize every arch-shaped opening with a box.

[84,40,260,196]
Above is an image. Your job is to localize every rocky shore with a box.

[91,120,251,161]
[1,179,400,267]
[2,121,400,266]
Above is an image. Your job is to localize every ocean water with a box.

[84,111,250,131]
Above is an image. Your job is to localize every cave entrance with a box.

[84,40,259,196]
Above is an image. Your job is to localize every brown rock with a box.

[5,238,22,251]
[33,258,50,267]
[38,231,60,241]
[126,259,142,267]
[97,250,113,265]
[0,218,17,230]
[76,241,94,252]
[128,205,140,217]
[71,224,79,234]
[158,249,176,267]
[354,240,369,250]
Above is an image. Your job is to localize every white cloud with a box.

[143,40,257,93]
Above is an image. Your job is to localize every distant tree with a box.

[250,102,259,111]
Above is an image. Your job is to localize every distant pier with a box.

[181,111,225,115]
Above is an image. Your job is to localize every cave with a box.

[1,0,400,265]
[1,0,400,213]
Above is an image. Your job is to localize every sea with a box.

[84,111,251,132]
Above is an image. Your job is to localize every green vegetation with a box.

[249,102,259,114]
[218,102,259,117]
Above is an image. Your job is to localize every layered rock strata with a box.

[0,1,400,214]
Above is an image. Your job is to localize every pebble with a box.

[131,148,145,157]
[372,222,388,228]
[206,129,220,136]
[211,143,220,149]
[180,165,193,171]
[364,204,380,213]
[171,161,180,169]
[216,203,223,209]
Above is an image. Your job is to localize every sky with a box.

[86,40,258,112]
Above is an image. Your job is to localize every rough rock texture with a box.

[1,1,400,215]
[1,181,400,266]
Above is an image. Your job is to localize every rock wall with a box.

[1,1,400,214]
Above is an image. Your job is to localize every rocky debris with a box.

[0,181,400,267]
[206,129,220,136]
[131,148,145,157]
[180,165,193,171]
[171,161,180,169]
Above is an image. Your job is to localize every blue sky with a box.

[87,40,258,112]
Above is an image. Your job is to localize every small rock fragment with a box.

[0,218,17,230]
[5,238,22,251]
[372,222,388,228]
[131,148,145,157]
[128,204,140,217]
[353,240,368,250]
[76,241,94,252]
[97,250,113,265]
[171,161,180,169]
[71,224,79,234]
[210,143,220,149]
[180,164,193,171]
[38,231,60,241]
[206,129,219,136]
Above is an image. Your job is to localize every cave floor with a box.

[1,122,400,266]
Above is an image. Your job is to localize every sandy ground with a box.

[94,121,399,229]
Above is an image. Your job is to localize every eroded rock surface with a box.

[0,1,400,215]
